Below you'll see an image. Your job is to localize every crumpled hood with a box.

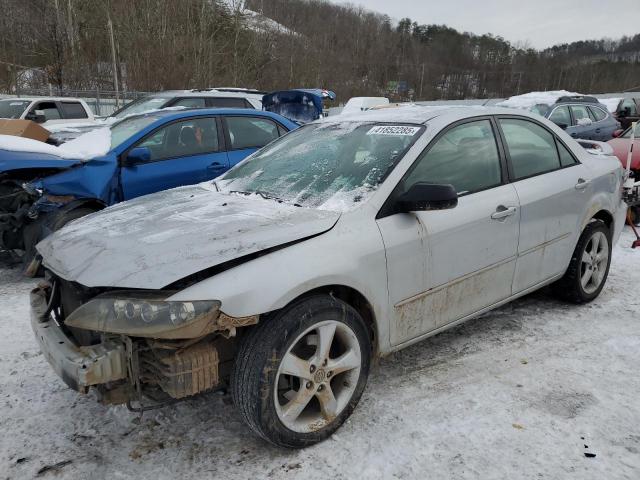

[38,184,340,289]
[0,149,81,173]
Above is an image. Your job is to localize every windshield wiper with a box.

[229,190,301,207]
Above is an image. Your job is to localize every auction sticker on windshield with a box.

[367,125,421,136]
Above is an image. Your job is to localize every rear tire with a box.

[231,295,371,448]
[553,220,612,304]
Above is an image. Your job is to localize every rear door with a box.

[120,116,229,199]
[377,118,521,346]
[496,116,589,293]
[570,105,597,139]
[587,105,613,141]
[222,115,284,168]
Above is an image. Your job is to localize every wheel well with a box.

[299,285,378,353]
[592,209,613,231]
[66,199,106,213]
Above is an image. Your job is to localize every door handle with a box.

[207,162,225,170]
[575,178,589,190]
[595,128,601,133]
[491,205,517,220]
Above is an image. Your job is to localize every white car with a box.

[31,106,626,448]
[0,97,94,126]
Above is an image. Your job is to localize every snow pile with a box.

[243,9,300,36]
[0,126,111,160]
[57,127,111,159]
[3,228,640,478]
[45,120,108,133]
[0,134,67,157]
[496,90,580,110]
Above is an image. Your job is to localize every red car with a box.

[608,126,640,223]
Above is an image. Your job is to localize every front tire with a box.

[231,295,371,448]
[553,220,612,303]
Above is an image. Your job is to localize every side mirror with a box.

[396,182,458,213]
[25,110,46,124]
[123,146,151,166]
[612,129,623,138]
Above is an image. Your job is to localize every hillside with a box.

[1,0,638,101]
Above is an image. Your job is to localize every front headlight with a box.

[65,290,221,339]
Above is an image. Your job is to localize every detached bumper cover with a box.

[30,287,127,392]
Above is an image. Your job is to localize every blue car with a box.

[0,108,297,260]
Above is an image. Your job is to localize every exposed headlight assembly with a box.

[65,291,221,339]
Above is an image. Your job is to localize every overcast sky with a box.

[340,0,640,49]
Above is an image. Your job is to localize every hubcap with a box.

[274,320,361,433]
[580,231,609,294]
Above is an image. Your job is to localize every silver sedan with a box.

[32,106,626,448]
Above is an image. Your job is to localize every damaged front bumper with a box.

[30,286,127,393]
[30,281,258,406]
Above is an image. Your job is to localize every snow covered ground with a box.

[2,229,640,479]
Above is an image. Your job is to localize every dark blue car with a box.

[0,108,297,260]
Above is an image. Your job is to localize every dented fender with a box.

[168,206,392,353]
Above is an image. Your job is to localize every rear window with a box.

[226,116,280,149]
[588,106,607,122]
[60,102,88,119]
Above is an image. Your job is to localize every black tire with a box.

[52,207,98,231]
[23,207,98,277]
[553,220,612,304]
[231,295,371,448]
[628,207,640,227]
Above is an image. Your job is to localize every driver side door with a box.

[376,118,521,346]
[120,116,229,200]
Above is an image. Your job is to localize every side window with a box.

[549,106,570,126]
[588,106,607,122]
[570,105,592,126]
[621,99,638,115]
[401,120,502,196]
[557,141,577,167]
[499,118,561,179]
[208,97,250,108]
[136,117,219,162]
[172,97,206,108]
[31,102,61,121]
[226,116,280,149]
[59,102,88,119]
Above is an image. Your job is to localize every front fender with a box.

[35,154,119,203]
[169,210,391,352]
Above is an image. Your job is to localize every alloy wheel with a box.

[580,231,609,294]
[274,320,362,433]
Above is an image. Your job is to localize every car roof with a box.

[320,105,542,125]
[123,107,295,125]
[147,89,264,99]
[0,97,86,102]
